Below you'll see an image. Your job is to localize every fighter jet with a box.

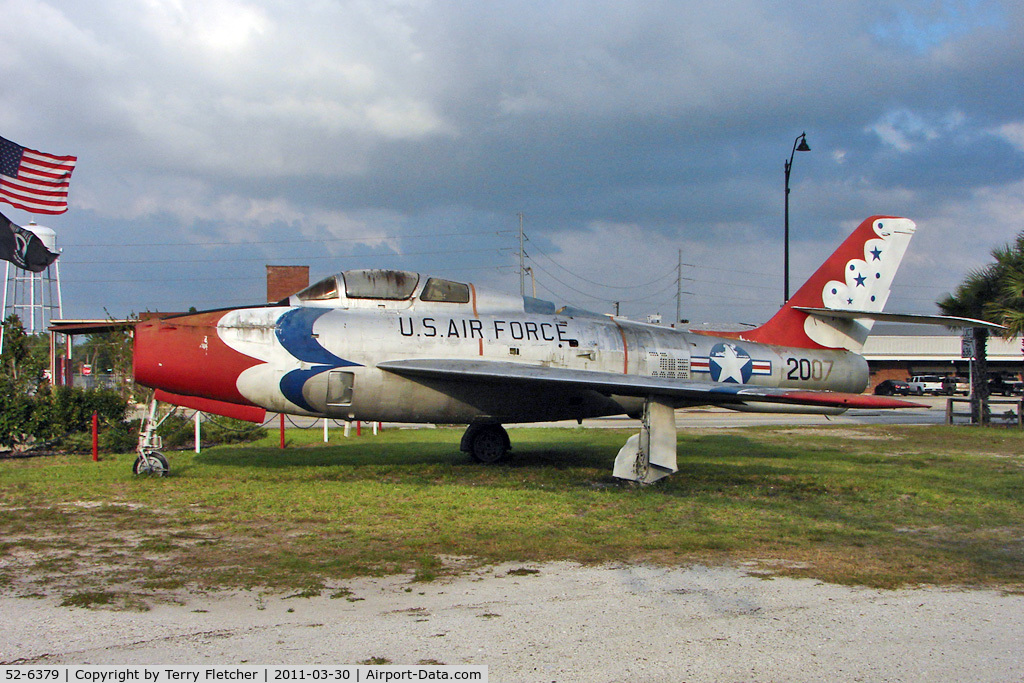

[132,216,980,482]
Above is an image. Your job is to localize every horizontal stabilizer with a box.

[794,307,1005,331]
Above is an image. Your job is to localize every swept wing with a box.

[377,358,923,410]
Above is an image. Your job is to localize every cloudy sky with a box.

[2,0,1022,326]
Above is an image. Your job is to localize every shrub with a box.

[0,384,130,452]
[58,421,138,454]
[37,386,129,438]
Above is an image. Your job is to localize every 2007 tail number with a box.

[786,358,833,382]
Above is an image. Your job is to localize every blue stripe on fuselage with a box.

[276,308,353,365]
[276,308,360,412]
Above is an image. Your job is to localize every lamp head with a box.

[796,134,811,152]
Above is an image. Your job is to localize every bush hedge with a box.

[0,383,130,452]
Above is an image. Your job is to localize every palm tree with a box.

[938,232,1024,423]
[983,238,1024,336]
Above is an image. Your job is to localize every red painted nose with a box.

[133,311,262,406]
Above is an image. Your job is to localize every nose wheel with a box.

[133,451,170,476]
[133,397,174,477]
[461,422,511,464]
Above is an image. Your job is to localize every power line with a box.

[606,278,682,304]
[67,275,265,284]
[524,235,678,290]
[63,246,503,266]
[528,260,680,306]
[526,261,610,301]
[62,229,510,249]
[60,263,512,290]
[519,230,782,299]
[533,278,592,314]
[513,227,783,316]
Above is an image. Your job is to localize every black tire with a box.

[468,424,510,464]
[133,452,170,477]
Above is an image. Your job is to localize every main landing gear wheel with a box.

[463,423,511,464]
[133,451,170,477]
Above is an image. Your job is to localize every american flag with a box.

[0,136,77,215]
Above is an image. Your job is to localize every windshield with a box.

[295,275,339,301]
[420,277,470,303]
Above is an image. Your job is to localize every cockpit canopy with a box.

[291,269,471,306]
[341,269,420,300]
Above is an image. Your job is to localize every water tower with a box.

[1,221,63,333]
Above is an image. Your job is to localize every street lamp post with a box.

[784,132,811,303]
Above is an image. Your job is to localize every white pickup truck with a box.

[907,375,944,395]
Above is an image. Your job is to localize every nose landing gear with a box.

[134,397,174,477]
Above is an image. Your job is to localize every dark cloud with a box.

[0,0,1022,324]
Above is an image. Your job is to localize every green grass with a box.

[1,423,1023,605]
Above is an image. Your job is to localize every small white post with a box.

[323,417,329,443]
[194,411,201,453]
[372,421,378,436]
[344,420,351,438]
[1,261,9,355]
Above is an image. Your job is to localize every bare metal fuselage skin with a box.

[201,300,868,424]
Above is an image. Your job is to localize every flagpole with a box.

[29,267,36,333]
[0,261,8,354]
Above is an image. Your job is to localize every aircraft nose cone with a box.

[133,311,262,404]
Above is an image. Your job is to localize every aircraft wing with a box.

[376,359,923,410]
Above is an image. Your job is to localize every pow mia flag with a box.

[0,210,58,272]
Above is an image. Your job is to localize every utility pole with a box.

[518,212,525,297]
[676,249,682,326]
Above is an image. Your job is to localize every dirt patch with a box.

[2,562,1023,682]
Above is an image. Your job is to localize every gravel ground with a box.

[2,562,1023,682]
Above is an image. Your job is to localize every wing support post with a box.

[613,397,677,484]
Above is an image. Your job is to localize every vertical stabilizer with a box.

[736,216,916,351]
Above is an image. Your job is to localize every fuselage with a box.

[133,270,869,424]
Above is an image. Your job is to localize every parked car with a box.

[988,374,1024,396]
[907,375,944,395]
[874,379,911,396]
[941,376,970,395]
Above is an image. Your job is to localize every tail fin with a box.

[737,216,916,351]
